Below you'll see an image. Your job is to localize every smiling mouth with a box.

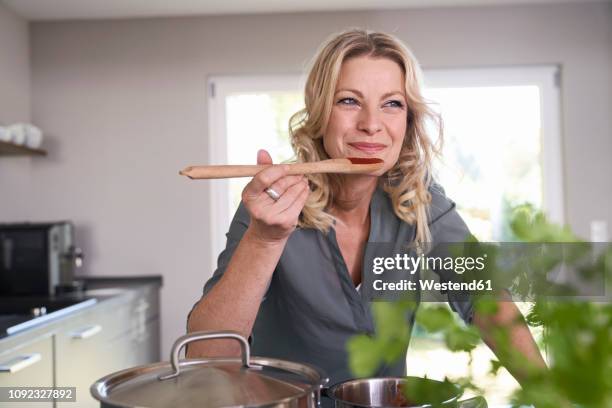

[348,142,387,153]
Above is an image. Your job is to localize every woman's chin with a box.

[365,163,392,178]
[372,167,391,177]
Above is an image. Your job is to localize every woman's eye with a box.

[384,100,404,108]
[337,97,358,105]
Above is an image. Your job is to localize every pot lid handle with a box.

[158,331,260,381]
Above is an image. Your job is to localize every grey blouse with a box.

[194,183,473,386]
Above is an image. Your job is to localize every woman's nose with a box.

[357,106,382,135]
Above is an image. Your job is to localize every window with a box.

[207,76,304,271]
[207,66,562,257]
[423,66,563,241]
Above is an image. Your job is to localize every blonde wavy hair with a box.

[290,29,442,245]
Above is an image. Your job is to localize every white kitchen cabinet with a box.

[55,284,160,407]
[0,334,54,407]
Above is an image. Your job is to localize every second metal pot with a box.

[323,377,487,408]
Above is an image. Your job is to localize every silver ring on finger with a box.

[265,187,281,201]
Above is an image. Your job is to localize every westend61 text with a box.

[373,279,493,292]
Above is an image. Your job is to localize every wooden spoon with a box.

[179,157,384,179]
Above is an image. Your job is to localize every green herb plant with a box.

[347,204,612,407]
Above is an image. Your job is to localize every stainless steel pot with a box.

[323,377,487,408]
[91,331,329,408]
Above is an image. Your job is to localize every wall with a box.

[0,1,30,124]
[0,1,31,219]
[0,2,609,354]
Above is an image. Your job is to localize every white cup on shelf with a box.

[7,123,27,145]
[0,126,10,142]
[24,124,43,149]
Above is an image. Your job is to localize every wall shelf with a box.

[0,140,47,156]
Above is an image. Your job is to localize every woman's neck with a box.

[330,176,377,227]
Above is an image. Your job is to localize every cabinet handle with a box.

[71,325,102,339]
[0,353,42,373]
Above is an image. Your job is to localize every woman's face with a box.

[323,56,408,175]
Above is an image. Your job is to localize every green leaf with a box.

[416,305,454,333]
[444,326,480,352]
[489,359,503,375]
[382,338,410,364]
[372,301,411,339]
[346,335,383,377]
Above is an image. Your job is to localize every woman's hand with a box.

[242,149,310,243]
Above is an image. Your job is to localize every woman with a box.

[187,29,545,388]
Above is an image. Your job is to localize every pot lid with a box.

[91,331,328,408]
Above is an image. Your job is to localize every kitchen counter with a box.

[0,275,162,341]
[0,276,162,407]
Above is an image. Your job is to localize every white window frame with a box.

[207,75,304,272]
